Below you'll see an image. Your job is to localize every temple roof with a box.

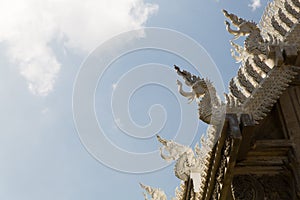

[141,0,300,199]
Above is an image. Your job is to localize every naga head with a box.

[174,65,222,125]
[223,9,245,27]
[174,65,208,103]
[157,134,192,162]
[223,9,259,40]
[174,65,201,87]
[156,135,167,146]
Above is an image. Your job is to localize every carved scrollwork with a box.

[271,16,287,36]
[285,1,300,19]
[211,135,233,200]
[257,175,293,200]
[278,8,293,28]
[291,0,300,9]
[232,175,294,200]
[238,69,255,93]
[232,175,264,200]
[224,136,232,157]
[245,60,263,83]
[252,55,271,74]
[140,183,167,200]
[229,78,247,103]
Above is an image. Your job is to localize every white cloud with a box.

[0,0,158,96]
[248,0,261,11]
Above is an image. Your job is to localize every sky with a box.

[0,0,267,199]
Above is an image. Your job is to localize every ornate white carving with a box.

[230,41,249,63]
[176,80,197,104]
[157,135,196,181]
[174,182,186,200]
[141,1,300,199]
[223,5,299,123]
[157,135,192,162]
[175,66,223,125]
[223,9,268,56]
[156,124,219,187]
[140,183,167,200]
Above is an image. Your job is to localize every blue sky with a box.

[0,0,267,199]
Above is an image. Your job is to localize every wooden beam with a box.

[234,166,284,175]
[237,156,287,166]
[254,139,294,148]
[237,114,255,160]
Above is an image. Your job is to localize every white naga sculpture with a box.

[140,183,167,200]
[230,41,249,63]
[223,8,298,122]
[157,135,196,181]
[156,133,216,182]
[223,9,268,56]
[174,65,223,125]
[141,1,300,198]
